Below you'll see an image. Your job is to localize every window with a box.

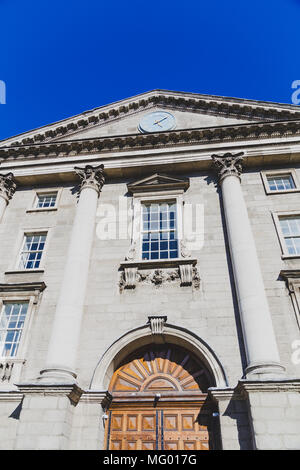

[261,169,300,194]
[18,233,47,269]
[278,216,300,255]
[141,202,178,260]
[0,302,29,357]
[36,192,57,208]
[267,174,295,192]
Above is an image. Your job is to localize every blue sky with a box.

[0,0,299,140]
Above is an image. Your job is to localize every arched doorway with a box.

[104,343,218,450]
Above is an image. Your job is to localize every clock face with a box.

[138,111,176,133]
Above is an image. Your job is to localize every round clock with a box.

[138,111,176,133]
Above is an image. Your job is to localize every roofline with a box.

[1,89,299,144]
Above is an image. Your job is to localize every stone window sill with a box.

[5,269,45,275]
[266,189,300,195]
[281,254,300,260]
[119,258,199,289]
[26,207,57,213]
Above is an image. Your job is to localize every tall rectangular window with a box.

[279,216,300,255]
[141,202,178,260]
[267,174,295,192]
[36,193,57,208]
[18,233,47,269]
[0,302,29,357]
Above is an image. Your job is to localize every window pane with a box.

[141,202,178,260]
[267,174,295,191]
[36,193,57,208]
[18,233,47,270]
[0,302,29,357]
[279,216,300,255]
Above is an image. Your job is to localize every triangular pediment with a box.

[127,173,189,194]
[1,89,300,148]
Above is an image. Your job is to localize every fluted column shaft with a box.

[212,153,284,378]
[40,164,105,383]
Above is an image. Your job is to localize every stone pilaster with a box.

[212,152,284,379]
[0,173,16,221]
[38,164,105,383]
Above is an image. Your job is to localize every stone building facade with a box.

[0,90,299,450]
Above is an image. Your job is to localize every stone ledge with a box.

[0,281,46,293]
[16,383,84,405]
[208,387,244,402]
[120,258,197,270]
[4,270,45,275]
[0,391,23,401]
[237,378,300,395]
[209,379,300,402]
[80,390,112,409]
[26,207,57,213]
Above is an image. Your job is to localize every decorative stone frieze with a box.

[0,172,16,202]
[75,164,105,195]
[211,152,244,182]
[148,316,167,335]
[119,259,199,289]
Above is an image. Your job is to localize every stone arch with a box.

[90,322,228,390]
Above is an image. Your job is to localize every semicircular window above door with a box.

[108,343,213,395]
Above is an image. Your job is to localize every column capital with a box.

[0,172,17,202]
[211,152,244,182]
[75,164,105,195]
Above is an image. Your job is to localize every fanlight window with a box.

[109,344,212,394]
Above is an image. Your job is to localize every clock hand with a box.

[156,117,168,124]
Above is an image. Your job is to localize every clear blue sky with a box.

[0,0,300,140]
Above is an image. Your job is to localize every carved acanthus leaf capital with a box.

[211,152,244,182]
[75,164,105,195]
[0,173,17,201]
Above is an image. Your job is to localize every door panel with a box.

[107,410,159,450]
[106,407,210,450]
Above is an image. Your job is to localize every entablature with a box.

[1,136,300,186]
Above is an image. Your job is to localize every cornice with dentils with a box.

[0,118,300,161]
[1,90,300,148]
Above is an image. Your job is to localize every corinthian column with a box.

[0,173,17,221]
[212,153,284,378]
[39,164,105,383]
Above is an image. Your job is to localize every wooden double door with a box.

[105,406,210,451]
[105,343,215,450]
